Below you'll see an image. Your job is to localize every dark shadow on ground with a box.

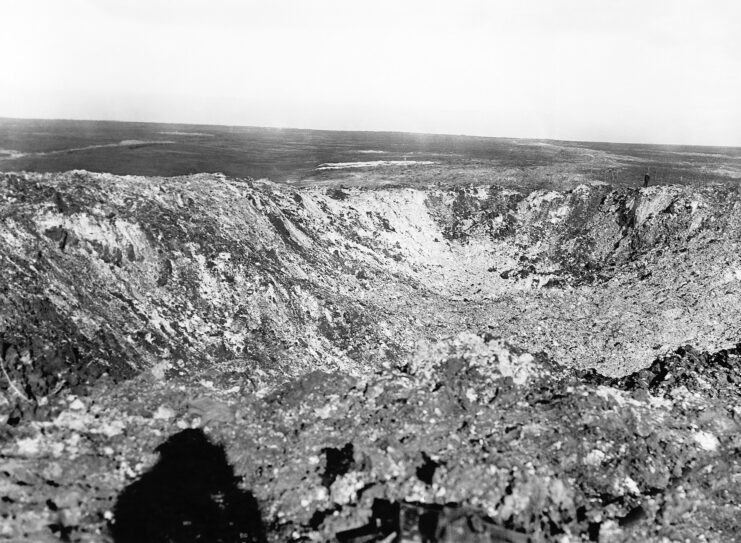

[111,428,267,543]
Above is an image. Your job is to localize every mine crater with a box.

[1,171,740,542]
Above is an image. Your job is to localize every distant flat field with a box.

[1,117,740,189]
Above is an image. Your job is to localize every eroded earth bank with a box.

[1,171,740,541]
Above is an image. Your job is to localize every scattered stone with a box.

[152,405,175,420]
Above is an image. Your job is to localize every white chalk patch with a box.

[150,360,171,380]
[16,436,42,456]
[316,160,435,170]
[314,404,334,419]
[153,405,175,420]
[624,477,640,494]
[99,420,125,438]
[693,431,719,451]
[584,449,606,466]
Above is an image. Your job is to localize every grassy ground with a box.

[1,117,740,189]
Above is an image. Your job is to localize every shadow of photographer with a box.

[111,428,267,543]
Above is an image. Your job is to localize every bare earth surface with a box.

[3,117,741,188]
[1,168,740,541]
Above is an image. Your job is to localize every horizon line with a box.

[1,114,739,151]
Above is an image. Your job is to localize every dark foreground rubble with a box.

[1,335,739,542]
[1,171,740,541]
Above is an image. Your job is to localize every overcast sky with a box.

[1,0,739,146]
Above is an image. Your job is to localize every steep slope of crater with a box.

[1,171,740,409]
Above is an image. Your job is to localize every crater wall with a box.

[2,171,741,406]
